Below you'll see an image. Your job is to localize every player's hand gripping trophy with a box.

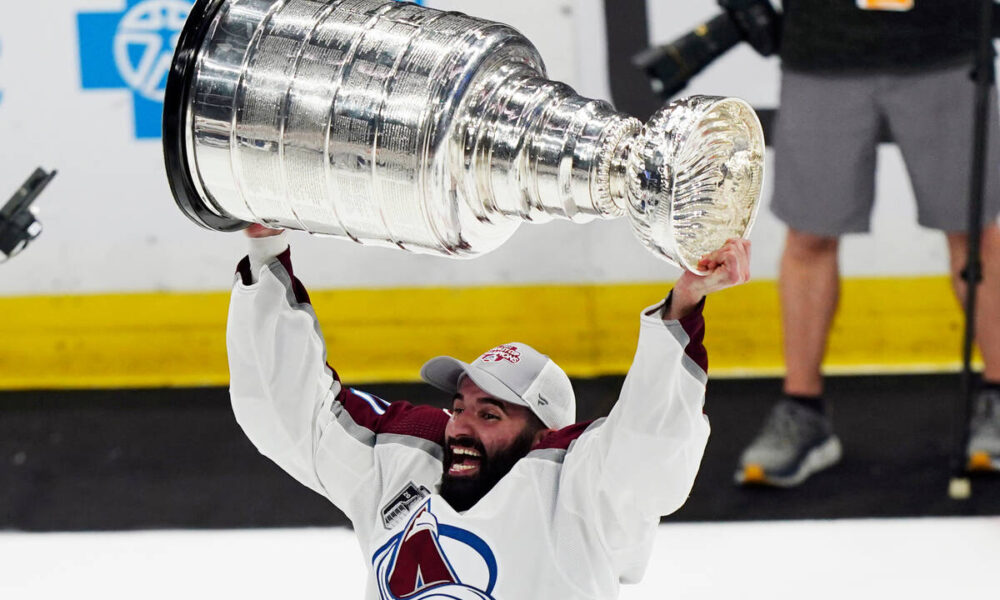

[163,0,764,274]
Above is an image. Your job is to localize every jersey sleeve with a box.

[551,294,711,581]
[226,241,448,523]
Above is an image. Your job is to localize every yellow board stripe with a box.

[0,276,980,390]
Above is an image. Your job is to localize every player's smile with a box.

[447,445,483,476]
[441,377,553,509]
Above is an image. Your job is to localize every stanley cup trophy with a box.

[163,0,764,273]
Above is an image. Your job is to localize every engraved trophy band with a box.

[163,0,765,272]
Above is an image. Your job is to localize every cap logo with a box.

[479,344,521,364]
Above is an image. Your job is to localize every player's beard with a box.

[440,429,536,512]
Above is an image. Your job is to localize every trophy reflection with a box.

[164,0,764,272]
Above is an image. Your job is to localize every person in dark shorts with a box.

[736,0,1000,486]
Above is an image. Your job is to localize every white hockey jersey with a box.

[227,238,712,600]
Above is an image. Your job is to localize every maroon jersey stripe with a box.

[339,387,449,444]
[323,363,449,444]
[647,294,708,374]
[677,300,708,374]
[236,248,311,305]
[533,420,596,451]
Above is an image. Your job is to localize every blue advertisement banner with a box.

[78,0,194,139]
[74,0,424,140]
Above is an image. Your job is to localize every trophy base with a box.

[163,0,249,233]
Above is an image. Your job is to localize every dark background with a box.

[3,374,997,532]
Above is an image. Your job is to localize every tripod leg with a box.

[949,0,996,499]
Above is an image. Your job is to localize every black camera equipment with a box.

[633,0,781,99]
[0,168,57,262]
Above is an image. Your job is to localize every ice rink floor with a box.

[2,517,996,599]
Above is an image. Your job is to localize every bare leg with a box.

[945,223,1000,381]
[780,229,841,397]
[736,230,843,485]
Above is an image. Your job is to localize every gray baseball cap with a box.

[420,342,576,430]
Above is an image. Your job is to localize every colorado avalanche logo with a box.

[479,345,520,364]
[373,499,498,599]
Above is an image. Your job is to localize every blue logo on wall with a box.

[75,0,424,138]
[78,0,193,139]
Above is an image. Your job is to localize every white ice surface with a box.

[1,517,996,599]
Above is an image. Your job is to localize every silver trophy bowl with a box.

[163,0,764,273]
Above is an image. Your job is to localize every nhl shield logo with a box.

[372,499,498,599]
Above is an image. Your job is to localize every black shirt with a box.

[780,0,979,73]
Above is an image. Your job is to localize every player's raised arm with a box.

[227,225,342,498]
[226,226,449,524]
[555,240,750,570]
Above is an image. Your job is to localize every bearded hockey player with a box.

[227,224,751,599]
